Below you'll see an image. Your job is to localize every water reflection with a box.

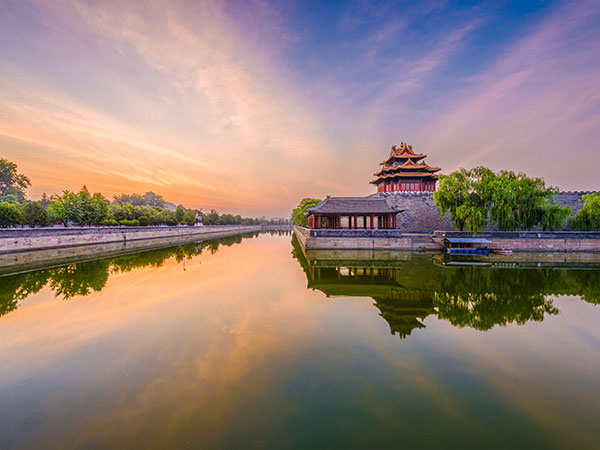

[0,232,267,316]
[0,231,599,449]
[291,235,600,337]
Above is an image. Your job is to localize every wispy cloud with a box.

[0,0,598,214]
[414,0,600,190]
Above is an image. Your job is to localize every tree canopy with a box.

[0,158,30,203]
[48,187,110,225]
[291,198,322,226]
[0,202,23,227]
[112,191,169,207]
[569,193,600,231]
[433,167,572,234]
[22,202,50,228]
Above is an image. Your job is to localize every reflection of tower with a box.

[299,255,436,339]
[291,235,437,339]
[372,291,435,339]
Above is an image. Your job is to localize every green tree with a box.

[39,192,51,208]
[569,193,600,231]
[0,158,31,203]
[183,209,196,225]
[434,167,571,234]
[203,209,220,225]
[291,198,322,226]
[433,167,493,234]
[175,205,185,224]
[21,202,50,227]
[113,191,168,207]
[0,202,23,227]
[48,195,67,225]
[55,187,109,225]
[159,209,177,225]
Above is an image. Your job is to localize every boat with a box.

[443,237,492,255]
[492,248,513,255]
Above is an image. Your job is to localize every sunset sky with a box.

[1,0,599,217]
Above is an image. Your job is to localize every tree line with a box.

[0,158,277,227]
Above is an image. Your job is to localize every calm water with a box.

[1,232,600,449]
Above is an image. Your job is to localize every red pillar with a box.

[370,215,374,229]
[317,215,321,229]
[354,216,358,228]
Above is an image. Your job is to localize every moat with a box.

[1,232,600,449]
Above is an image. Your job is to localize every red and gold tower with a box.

[371,143,440,193]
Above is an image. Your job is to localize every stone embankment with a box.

[295,226,600,252]
[0,225,263,254]
[432,230,600,252]
[294,226,441,251]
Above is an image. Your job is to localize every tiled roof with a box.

[307,196,401,214]
[371,172,439,184]
[374,161,441,176]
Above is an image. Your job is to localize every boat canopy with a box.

[444,237,492,244]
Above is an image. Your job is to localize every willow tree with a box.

[434,166,571,235]
[569,193,600,231]
[433,167,494,234]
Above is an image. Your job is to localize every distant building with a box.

[371,142,440,193]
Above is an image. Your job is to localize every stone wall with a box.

[294,226,442,251]
[382,192,455,232]
[295,226,600,252]
[554,191,595,216]
[0,225,263,254]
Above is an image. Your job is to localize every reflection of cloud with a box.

[427,297,600,447]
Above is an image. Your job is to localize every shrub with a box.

[138,215,149,226]
[119,219,140,226]
[100,219,119,226]
[21,202,50,227]
[0,202,23,227]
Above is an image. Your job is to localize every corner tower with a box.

[371,142,440,193]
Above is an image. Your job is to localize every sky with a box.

[0,0,599,217]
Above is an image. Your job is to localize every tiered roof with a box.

[370,142,440,185]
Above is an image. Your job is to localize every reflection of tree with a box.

[49,260,111,300]
[0,271,50,316]
[0,233,258,317]
[111,243,200,273]
[434,267,562,331]
[291,235,600,336]
[565,271,600,305]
